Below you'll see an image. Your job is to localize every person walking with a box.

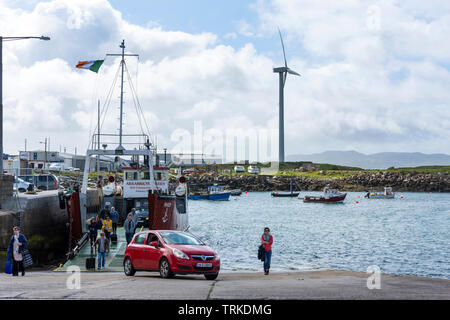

[102,214,113,242]
[128,208,138,233]
[124,214,136,245]
[92,232,109,270]
[110,207,119,234]
[261,227,273,275]
[7,227,28,276]
[99,203,111,221]
[87,218,99,248]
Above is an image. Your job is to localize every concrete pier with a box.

[0,270,448,299]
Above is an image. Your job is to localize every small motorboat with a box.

[271,178,299,197]
[271,191,300,197]
[365,187,395,199]
[303,186,346,203]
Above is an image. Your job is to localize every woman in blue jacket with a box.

[7,227,28,276]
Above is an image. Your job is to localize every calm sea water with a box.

[188,192,450,279]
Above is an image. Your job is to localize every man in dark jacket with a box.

[99,203,111,221]
[124,214,136,245]
[7,226,28,276]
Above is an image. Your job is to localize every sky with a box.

[1,0,449,160]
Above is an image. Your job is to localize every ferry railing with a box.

[67,232,89,260]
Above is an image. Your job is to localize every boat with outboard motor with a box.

[365,187,395,199]
[271,178,299,197]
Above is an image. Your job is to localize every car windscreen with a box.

[159,232,204,245]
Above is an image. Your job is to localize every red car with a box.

[123,230,220,280]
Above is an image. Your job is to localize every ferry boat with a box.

[365,187,395,199]
[303,186,346,203]
[64,40,189,260]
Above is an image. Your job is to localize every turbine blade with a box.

[278,27,288,68]
[287,68,301,76]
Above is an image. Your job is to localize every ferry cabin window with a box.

[125,172,137,180]
[154,172,167,181]
[139,171,150,180]
[134,233,146,244]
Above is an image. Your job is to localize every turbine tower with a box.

[273,28,300,163]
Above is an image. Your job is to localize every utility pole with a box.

[0,35,50,176]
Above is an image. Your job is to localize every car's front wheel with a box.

[124,257,136,276]
[204,273,219,280]
[159,258,174,278]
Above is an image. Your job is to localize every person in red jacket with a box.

[261,227,273,275]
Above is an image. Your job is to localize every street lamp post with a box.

[0,35,50,176]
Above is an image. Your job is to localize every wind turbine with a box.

[273,28,300,163]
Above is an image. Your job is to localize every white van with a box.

[234,165,245,173]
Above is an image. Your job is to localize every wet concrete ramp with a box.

[55,227,145,272]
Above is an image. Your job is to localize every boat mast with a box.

[106,40,138,152]
[118,40,125,151]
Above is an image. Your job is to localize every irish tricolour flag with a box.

[76,60,104,73]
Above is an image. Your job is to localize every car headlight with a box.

[215,254,220,261]
[173,248,189,260]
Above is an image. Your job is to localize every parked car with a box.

[18,174,59,190]
[124,230,220,280]
[48,163,63,172]
[234,165,245,173]
[13,177,33,192]
[247,165,260,174]
[134,208,149,228]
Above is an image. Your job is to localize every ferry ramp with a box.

[54,226,146,272]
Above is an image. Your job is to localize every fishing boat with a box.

[365,187,395,199]
[188,185,230,201]
[303,186,346,203]
[271,178,299,197]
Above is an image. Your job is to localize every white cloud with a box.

[0,0,449,160]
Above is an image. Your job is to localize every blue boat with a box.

[188,185,230,201]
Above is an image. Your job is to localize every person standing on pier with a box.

[93,232,109,270]
[110,207,119,234]
[7,227,28,276]
[124,214,136,245]
[102,214,113,242]
[261,227,273,275]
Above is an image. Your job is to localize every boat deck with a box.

[54,226,146,272]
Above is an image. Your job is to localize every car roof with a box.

[136,230,186,234]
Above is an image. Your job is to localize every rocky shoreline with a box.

[185,171,450,193]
